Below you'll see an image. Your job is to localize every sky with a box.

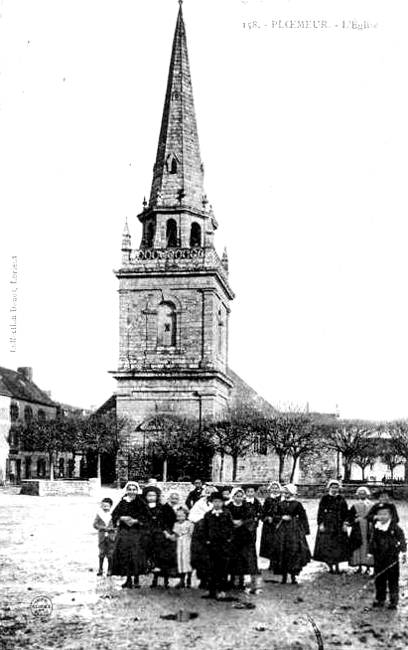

[0,0,407,421]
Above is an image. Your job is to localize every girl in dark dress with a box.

[271,483,311,584]
[111,481,150,588]
[144,487,178,588]
[313,479,349,574]
[260,481,282,569]
[227,487,258,591]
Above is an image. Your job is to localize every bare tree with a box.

[383,420,408,482]
[147,415,215,481]
[22,417,80,480]
[204,405,258,481]
[79,411,129,480]
[322,420,377,481]
[352,439,379,480]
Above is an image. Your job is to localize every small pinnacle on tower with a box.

[122,218,131,251]
[221,247,229,273]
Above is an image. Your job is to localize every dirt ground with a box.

[0,490,407,650]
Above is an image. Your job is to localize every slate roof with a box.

[0,366,56,407]
[0,375,12,397]
[227,368,277,417]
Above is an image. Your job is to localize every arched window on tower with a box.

[170,158,178,174]
[190,222,201,247]
[146,221,155,248]
[166,219,178,248]
[218,308,224,356]
[157,302,177,347]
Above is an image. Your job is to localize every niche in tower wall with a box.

[166,219,178,247]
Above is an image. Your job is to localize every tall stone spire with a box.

[148,3,206,213]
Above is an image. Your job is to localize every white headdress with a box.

[282,483,297,496]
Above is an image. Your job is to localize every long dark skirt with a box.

[191,519,210,581]
[229,525,258,576]
[260,521,277,560]
[271,519,311,575]
[151,531,178,577]
[111,527,148,576]
[313,527,349,564]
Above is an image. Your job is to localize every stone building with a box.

[0,366,58,482]
[106,3,277,482]
[0,366,89,483]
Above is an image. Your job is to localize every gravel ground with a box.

[0,490,407,650]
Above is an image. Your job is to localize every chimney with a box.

[17,367,33,382]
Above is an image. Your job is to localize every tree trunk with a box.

[278,454,285,484]
[343,461,351,481]
[290,456,298,483]
[232,455,238,481]
[97,453,101,480]
[390,466,394,481]
[49,453,54,481]
[219,452,224,482]
[163,457,168,482]
[361,466,365,480]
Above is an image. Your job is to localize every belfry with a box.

[111,3,235,447]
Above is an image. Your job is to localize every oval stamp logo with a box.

[30,596,53,619]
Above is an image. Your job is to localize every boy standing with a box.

[93,497,116,576]
[201,492,234,600]
[368,504,406,609]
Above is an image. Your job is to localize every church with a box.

[103,2,276,483]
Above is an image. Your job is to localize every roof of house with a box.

[0,375,12,398]
[0,366,56,407]
[227,368,277,417]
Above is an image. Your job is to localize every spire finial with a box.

[178,0,183,6]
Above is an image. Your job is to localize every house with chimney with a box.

[0,366,80,483]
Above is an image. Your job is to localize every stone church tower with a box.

[111,4,235,443]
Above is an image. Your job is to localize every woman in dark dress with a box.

[111,481,150,588]
[271,483,311,584]
[227,487,258,590]
[189,484,217,589]
[313,479,349,574]
[143,487,178,588]
[260,481,282,569]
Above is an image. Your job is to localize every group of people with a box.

[92,478,406,609]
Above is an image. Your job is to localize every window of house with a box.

[37,458,46,478]
[37,409,46,423]
[166,219,178,248]
[157,302,177,347]
[24,406,33,427]
[190,222,201,247]
[10,403,19,422]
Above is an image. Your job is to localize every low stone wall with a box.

[20,479,95,497]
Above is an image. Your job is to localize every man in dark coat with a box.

[368,504,407,609]
[201,492,234,599]
[186,479,204,509]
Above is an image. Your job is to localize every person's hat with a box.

[209,491,224,502]
[142,485,161,498]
